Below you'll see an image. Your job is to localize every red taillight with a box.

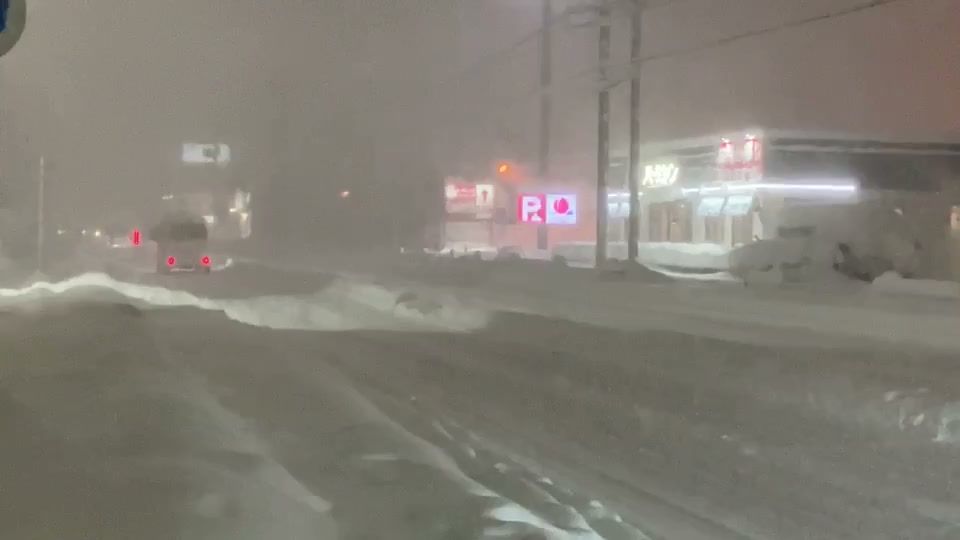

[200,255,211,267]
[166,256,177,267]
[131,228,141,246]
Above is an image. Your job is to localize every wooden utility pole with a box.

[537,0,552,252]
[37,155,45,273]
[594,4,611,267]
[627,0,644,261]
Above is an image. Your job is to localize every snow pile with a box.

[0,272,489,332]
[636,242,730,271]
[595,259,673,284]
[934,402,960,444]
[550,242,599,265]
[728,237,843,284]
[439,242,499,260]
[871,272,960,300]
[552,242,729,271]
[772,201,926,277]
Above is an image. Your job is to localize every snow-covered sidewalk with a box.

[239,249,960,352]
[459,267,960,351]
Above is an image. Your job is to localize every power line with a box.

[444,0,643,86]
[457,0,920,150]
[372,0,640,118]
[374,0,919,158]
[640,0,915,65]
[520,0,918,105]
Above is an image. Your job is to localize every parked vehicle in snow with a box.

[148,214,212,274]
[730,202,925,285]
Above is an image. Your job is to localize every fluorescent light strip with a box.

[684,182,857,195]
[736,183,857,193]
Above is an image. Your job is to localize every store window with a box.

[697,196,725,244]
[726,194,755,246]
[724,194,754,216]
[697,197,725,217]
[704,217,724,243]
[731,215,754,246]
[669,202,692,243]
[649,201,692,243]
[649,203,668,243]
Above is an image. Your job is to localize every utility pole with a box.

[37,155,44,273]
[594,4,611,267]
[627,0,644,261]
[537,0,552,252]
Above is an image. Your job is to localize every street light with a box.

[495,160,521,182]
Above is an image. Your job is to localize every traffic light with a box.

[0,0,25,59]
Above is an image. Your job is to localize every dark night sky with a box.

[0,0,957,235]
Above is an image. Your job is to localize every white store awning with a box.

[697,197,726,217]
[723,194,755,216]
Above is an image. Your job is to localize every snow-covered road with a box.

[0,261,957,539]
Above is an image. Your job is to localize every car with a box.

[148,215,212,274]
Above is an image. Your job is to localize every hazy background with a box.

[0,0,957,249]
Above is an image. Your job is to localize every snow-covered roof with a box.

[634,128,960,159]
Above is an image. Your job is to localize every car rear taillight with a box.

[200,255,211,267]
[166,256,177,267]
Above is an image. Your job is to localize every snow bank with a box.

[439,242,499,260]
[637,242,730,271]
[728,237,844,284]
[871,272,960,300]
[552,242,730,271]
[0,272,489,332]
[549,242,598,265]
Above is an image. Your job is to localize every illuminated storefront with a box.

[613,128,960,277]
[441,173,596,256]
[635,130,864,249]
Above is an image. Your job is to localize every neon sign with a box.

[642,163,679,188]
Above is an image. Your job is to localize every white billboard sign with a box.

[475,184,494,218]
[182,143,231,167]
[475,184,494,209]
[545,194,577,225]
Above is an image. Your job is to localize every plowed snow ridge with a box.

[0,272,489,332]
